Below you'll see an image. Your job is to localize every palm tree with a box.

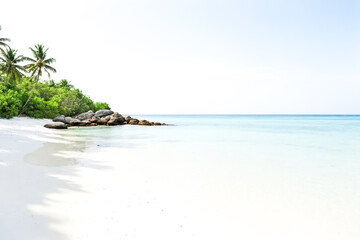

[24,44,56,82]
[0,25,10,51]
[20,44,56,114]
[0,48,26,82]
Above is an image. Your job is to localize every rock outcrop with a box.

[53,115,65,122]
[44,122,68,129]
[45,109,167,129]
[95,110,114,118]
[76,110,95,121]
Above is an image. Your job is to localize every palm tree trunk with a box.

[19,77,38,116]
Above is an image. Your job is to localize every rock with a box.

[53,115,65,123]
[44,122,68,129]
[79,120,91,126]
[44,110,166,129]
[129,119,139,125]
[107,115,126,126]
[90,116,100,123]
[95,109,114,118]
[76,110,95,121]
[112,112,123,118]
[138,120,151,126]
[97,117,108,125]
[107,118,119,126]
[64,117,74,124]
[69,118,81,126]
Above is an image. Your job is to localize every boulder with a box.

[97,117,108,125]
[154,122,161,126]
[76,110,95,121]
[53,115,65,123]
[112,112,123,118]
[107,113,125,126]
[95,109,114,118]
[44,122,68,129]
[79,120,91,126]
[69,118,81,126]
[129,119,139,125]
[64,117,74,124]
[90,123,97,126]
[90,116,100,123]
[138,120,151,126]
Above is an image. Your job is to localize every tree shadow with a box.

[0,124,114,239]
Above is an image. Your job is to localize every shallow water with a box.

[1,115,360,239]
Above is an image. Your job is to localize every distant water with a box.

[2,115,360,239]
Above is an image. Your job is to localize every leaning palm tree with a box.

[0,48,26,82]
[0,25,10,51]
[20,44,56,114]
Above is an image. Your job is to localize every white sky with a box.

[1,0,359,114]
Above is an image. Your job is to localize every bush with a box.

[94,102,110,111]
[0,77,110,119]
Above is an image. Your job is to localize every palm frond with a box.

[44,58,56,64]
[44,64,56,73]
[23,56,36,62]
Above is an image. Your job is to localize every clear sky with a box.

[1,0,359,114]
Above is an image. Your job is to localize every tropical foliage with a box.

[0,25,110,119]
[0,77,110,119]
[0,48,26,82]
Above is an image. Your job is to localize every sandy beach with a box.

[1,117,236,240]
[0,118,196,240]
[1,116,360,240]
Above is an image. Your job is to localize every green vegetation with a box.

[0,25,110,119]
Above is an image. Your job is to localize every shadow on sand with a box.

[0,125,113,240]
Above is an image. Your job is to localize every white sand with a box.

[1,117,359,240]
[0,118,227,240]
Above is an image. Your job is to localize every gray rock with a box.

[53,115,65,123]
[107,116,125,126]
[79,119,91,126]
[69,118,81,126]
[76,110,95,121]
[95,109,114,118]
[112,112,123,118]
[44,122,68,129]
[64,117,74,124]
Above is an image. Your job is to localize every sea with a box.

[1,115,360,239]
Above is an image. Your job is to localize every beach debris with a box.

[48,109,167,128]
